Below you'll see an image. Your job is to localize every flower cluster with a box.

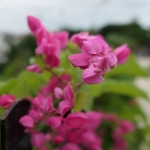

[0,15,134,150]
[27,16,68,71]
[19,83,103,150]
[69,32,130,84]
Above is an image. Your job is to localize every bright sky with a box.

[0,0,150,34]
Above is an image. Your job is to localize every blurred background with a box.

[0,0,150,149]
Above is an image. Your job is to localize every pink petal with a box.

[86,111,102,130]
[113,44,130,65]
[82,66,104,84]
[27,16,43,36]
[120,120,135,133]
[58,100,73,115]
[64,83,74,101]
[54,87,63,99]
[31,132,50,149]
[82,39,109,55]
[40,76,59,96]
[19,115,34,128]
[53,135,64,144]
[45,116,62,129]
[36,38,47,54]
[81,131,101,149]
[26,64,43,73]
[29,109,43,123]
[68,53,89,68]
[0,94,15,109]
[45,54,60,69]
[65,112,88,128]
[41,96,53,112]
[70,32,89,48]
[54,31,69,49]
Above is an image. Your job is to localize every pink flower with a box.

[31,132,51,150]
[27,16,43,36]
[0,94,15,109]
[65,112,88,129]
[82,54,117,84]
[19,115,34,128]
[61,143,82,150]
[113,44,130,65]
[26,64,43,73]
[32,94,53,112]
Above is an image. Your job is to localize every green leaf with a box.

[90,80,148,99]
[80,84,94,111]
[0,71,49,98]
[72,92,88,112]
[0,79,18,95]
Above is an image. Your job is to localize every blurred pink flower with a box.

[0,94,15,109]
[31,132,51,150]
[26,64,43,73]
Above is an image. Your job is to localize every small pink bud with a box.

[113,44,130,65]
[54,87,63,99]
[0,94,15,109]
[27,15,43,36]
[19,115,34,128]
[26,64,43,73]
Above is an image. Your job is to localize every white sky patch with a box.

[0,0,150,34]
